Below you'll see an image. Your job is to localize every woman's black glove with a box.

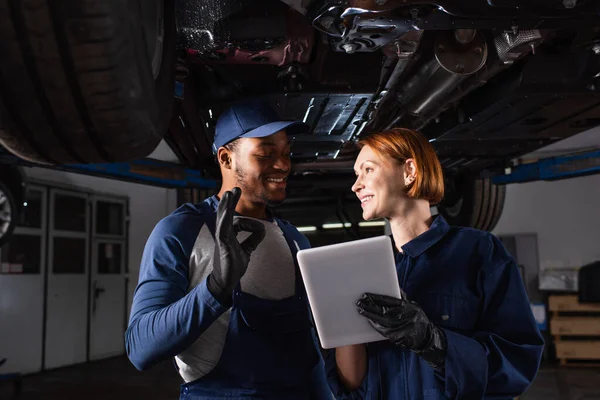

[356,292,447,370]
[207,187,266,307]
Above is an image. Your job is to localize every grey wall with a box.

[493,173,600,271]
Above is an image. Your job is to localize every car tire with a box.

[0,180,17,248]
[0,0,175,164]
[438,175,506,232]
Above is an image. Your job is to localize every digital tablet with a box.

[297,235,401,349]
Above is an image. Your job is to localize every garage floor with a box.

[1,357,599,399]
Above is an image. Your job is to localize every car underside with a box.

[0,0,599,233]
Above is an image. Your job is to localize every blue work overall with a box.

[180,220,327,399]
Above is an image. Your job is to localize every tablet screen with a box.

[298,235,401,349]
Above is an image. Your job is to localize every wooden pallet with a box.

[559,358,600,368]
[549,295,600,367]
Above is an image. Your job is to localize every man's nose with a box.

[274,155,291,172]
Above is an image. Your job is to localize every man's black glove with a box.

[356,292,447,370]
[207,187,266,307]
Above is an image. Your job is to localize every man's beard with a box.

[234,164,286,206]
[234,165,269,204]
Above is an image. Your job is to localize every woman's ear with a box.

[404,158,417,185]
[217,147,233,169]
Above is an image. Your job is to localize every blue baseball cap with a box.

[212,98,310,154]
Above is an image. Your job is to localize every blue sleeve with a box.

[324,349,368,399]
[440,252,544,399]
[125,211,228,371]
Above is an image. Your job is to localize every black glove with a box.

[356,292,447,370]
[207,187,266,307]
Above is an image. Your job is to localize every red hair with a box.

[357,128,444,204]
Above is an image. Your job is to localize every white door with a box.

[89,196,127,360]
[0,186,46,374]
[44,189,89,369]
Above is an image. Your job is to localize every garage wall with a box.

[23,167,178,318]
[0,167,179,375]
[493,173,600,271]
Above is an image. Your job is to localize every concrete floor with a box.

[1,357,599,399]
[0,357,181,400]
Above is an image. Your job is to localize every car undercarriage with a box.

[0,0,599,233]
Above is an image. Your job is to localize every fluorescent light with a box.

[322,223,352,229]
[358,221,386,227]
[303,98,315,122]
[297,226,317,232]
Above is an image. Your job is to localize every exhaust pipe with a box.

[397,30,488,118]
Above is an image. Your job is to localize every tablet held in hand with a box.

[297,235,401,349]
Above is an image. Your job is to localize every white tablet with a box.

[297,235,401,349]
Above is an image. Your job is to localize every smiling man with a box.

[125,99,331,399]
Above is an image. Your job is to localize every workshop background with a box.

[1,128,599,399]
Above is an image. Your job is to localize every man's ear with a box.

[217,147,233,170]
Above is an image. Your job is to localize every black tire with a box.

[438,176,506,232]
[0,180,17,248]
[0,0,175,164]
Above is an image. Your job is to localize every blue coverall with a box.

[325,215,545,399]
[125,196,331,399]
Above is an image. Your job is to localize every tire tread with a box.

[0,0,174,164]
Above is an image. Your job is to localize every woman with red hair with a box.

[325,128,544,399]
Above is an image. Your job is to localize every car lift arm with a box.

[493,149,600,185]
